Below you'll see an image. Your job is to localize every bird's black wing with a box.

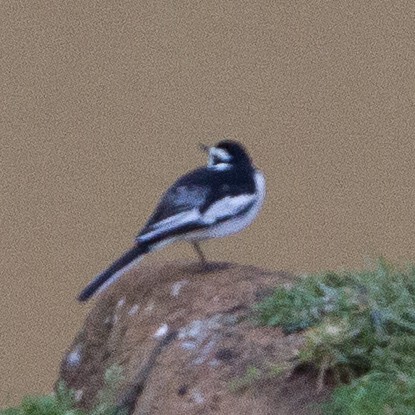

[136,166,256,245]
[136,168,210,244]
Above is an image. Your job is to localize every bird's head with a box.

[200,140,252,169]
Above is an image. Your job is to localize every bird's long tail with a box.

[78,244,149,302]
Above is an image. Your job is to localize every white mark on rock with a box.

[67,344,82,367]
[171,280,189,297]
[178,320,205,340]
[128,304,139,316]
[116,297,126,309]
[181,341,197,350]
[209,358,221,368]
[154,323,169,339]
[194,356,206,365]
[191,389,205,405]
[75,389,83,402]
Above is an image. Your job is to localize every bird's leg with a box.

[192,242,208,267]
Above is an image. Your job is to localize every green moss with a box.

[256,259,415,414]
[228,363,287,392]
[228,365,262,392]
[0,383,81,415]
[1,366,124,415]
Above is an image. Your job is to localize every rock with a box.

[58,260,329,415]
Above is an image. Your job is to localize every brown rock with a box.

[58,261,330,414]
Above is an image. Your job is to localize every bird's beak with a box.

[199,143,210,153]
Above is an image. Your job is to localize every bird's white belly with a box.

[184,170,266,241]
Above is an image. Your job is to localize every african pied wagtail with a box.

[78,140,265,302]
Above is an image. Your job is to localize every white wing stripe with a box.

[138,192,258,243]
[202,194,256,225]
[138,208,201,242]
[151,210,198,229]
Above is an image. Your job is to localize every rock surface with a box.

[59,260,330,414]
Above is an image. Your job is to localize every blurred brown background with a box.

[1,0,414,407]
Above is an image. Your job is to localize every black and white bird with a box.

[78,140,265,302]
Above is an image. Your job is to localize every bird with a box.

[78,139,266,302]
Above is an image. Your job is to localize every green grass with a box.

[256,259,415,415]
[1,366,124,415]
[228,363,287,392]
[1,383,82,415]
